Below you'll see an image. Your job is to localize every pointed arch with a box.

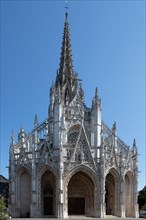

[37,165,57,180]
[65,165,97,185]
[64,165,98,217]
[41,170,55,216]
[37,165,57,217]
[105,167,120,216]
[16,167,31,217]
[68,124,81,133]
[125,171,134,217]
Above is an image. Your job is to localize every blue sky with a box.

[1,0,145,190]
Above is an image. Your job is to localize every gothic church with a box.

[9,12,139,218]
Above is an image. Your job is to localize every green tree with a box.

[0,196,9,220]
[138,186,146,210]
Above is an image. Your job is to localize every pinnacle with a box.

[34,114,38,129]
[112,122,117,130]
[133,138,136,147]
[95,87,98,97]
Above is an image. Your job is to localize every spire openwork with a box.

[56,12,74,87]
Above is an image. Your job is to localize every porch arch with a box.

[37,166,57,217]
[125,171,134,217]
[105,168,120,216]
[16,167,31,217]
[64,165,98,217]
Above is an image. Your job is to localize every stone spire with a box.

[34,114,38,128]
[56,12,74,88]
[133,138,137,154]
[95,87,98,99]
[11,130,15,146]
[133,138,136,147]
[92,86,101,108]
[112,121,117,132]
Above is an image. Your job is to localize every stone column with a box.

[56,162,64,218]
[30,119,38,217]
[30,141,37,217]
[133,160,139,217]
[100,179,106,218]
[94,180,99,217]
[133,180,139,218]
[9,175,16,217]
[99,128,106,218]
[119,154,126,217]
[119,179,125,217]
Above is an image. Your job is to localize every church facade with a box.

[9,13,139,218]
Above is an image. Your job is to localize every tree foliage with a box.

[138,186,146,210]
[0,196,9,220]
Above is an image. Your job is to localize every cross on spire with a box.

[65,0,69,12]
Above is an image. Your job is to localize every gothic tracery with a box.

[9,12,139,219]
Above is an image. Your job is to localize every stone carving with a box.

[9,12,138,219]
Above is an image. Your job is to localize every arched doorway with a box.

[20,171,31,217]
[68,171,94,216]
[41,170,56,216]
[105,169,119,216]
[125,172,133,217]
[105,173,115,215]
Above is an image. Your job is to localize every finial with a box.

[34,114,37,121]
[11,130,15,145]
[133,138,136,147]
[113,121,117,130]
[34,114,38,127]
[65,1,69,14]
[94,87,99,105]
[133,138,137,154]
[50,80,54,96]
[92,98,94,108]
[51,80,55,94]
[95,87,98,98]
